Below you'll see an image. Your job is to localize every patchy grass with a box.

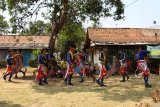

[0,68,160,107]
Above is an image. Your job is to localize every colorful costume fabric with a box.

[137,50,150,77]
[137,60,150,77]
[137,50,151,87]
[65,51,74,78]
[37,54,48,81]
[6,54,14,73]
[119,62,127,76]
[96,51,108,86]
[3,54,14,81]
[64,51,74,85]
[98,63,107,79]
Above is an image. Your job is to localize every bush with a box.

[29,59,38,67]
[0,60,7,68]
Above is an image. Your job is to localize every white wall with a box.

[94,50,100,64]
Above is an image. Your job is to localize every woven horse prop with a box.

[74,53,117,80]
[135,58,150,79]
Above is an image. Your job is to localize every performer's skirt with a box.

[137,60,150,77]
[6,65,13,74]
[119,63,127,75]
[65,63,73,78]
[98,62,107,79]
[37,64,48,81]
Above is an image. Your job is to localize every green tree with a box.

[21,20,52,36]
[1,0,124,53]
[0,15,9,34]
[56,22,85,52]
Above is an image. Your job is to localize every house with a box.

[84,28,160,71]
[0,35,49,66]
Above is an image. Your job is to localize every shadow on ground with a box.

[31,75,160,103]
[0,101,22,107]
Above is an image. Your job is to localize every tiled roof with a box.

[0,35,49,49]
[87,28,160,44]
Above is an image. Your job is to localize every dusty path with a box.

[0,68,160,107]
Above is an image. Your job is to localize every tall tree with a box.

[1,0,124,53]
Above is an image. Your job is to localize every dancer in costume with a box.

[64,44,76,85]
[3,49,15,81]
[119,50,129,82]
[96,50,108,87]
[74,52,85,82]
[15,49,26,78]
[37,48,48,85]
[45,49,55,78]
[80,51,90,82]
[136,47,151,88]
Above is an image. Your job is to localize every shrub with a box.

[28,59,38,67]
[0,60,7,68]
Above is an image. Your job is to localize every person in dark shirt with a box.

[37,48,48,85]
[137,47,151,88]
[3,49,15,81]
[64,44,76,85]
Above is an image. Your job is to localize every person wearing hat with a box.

[64,44,76,85]
[3,49,15,81]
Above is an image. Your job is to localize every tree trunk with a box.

[49,27,59,54]
[49,0,68,54]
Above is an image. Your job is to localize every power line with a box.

[125,0,140,8]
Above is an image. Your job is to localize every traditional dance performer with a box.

[136,48,151,88]
[15,49,25,78]
[96,50,108,87]
[119,50,129,82]
[64,44,76,85]
[74,52,85,82]
[3,49,15,81]
[37,48,48,85]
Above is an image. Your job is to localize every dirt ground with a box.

[0,68,160,107]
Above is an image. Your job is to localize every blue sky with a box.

[97,0,160,28]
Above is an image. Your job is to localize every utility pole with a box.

[153,20,157,42]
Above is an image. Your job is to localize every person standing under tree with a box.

[64,44,76,85]
[37,48,48,85]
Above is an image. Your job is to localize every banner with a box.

[147,45,160,59]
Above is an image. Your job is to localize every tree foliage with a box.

[56,22,85,52]
[21,20,52,36]
[0,15,9,34]
[1,0,124,53]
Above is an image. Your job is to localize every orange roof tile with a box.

[87,28,160,44]
[0,35,49,49]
